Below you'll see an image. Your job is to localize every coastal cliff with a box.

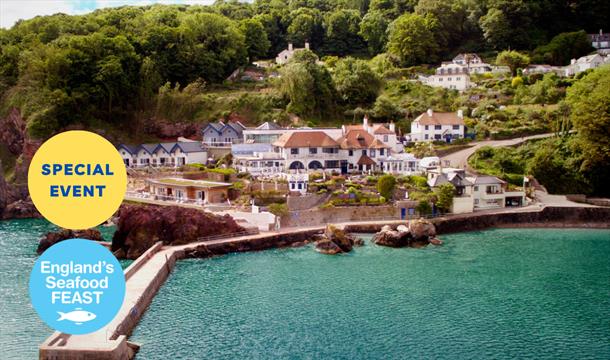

[0,108,41,219]
[111,204,245,259]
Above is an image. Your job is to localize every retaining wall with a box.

[281,205,400,227]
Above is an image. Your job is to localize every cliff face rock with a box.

[0,108,25,155]
[38,229,104,254]
[145,118,201,139]
[0,108,42,219]
[2,198,41,220]
[112,204,245,259]
[314,225,363,254]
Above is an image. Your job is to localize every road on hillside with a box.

[440,132,561,170]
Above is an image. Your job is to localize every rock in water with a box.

[3,198,41,220]
[314,224,363,254]
[372,228,413,247]
[315,239,343,255]
[409,219,436,241]
[112,204,245,259]
[38,229,103,254]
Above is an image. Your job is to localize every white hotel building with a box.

[409,109,466,143]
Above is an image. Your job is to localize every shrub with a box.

[416,200,432,215]
[268,203,288,217]
[377,174,396,200]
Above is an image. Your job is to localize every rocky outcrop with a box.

[38,229,104,254]
[2,198,41,220]
[112,204,245,259]
[372,225,413,247]
[144,118,201,139]
[314,224,363,255]
[373,220,440,248]
[0,108,25,155]
[0,108,42,219]
[410,219,436,241]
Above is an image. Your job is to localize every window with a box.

[322,147,338,154]
[348,150,353,156]
[424,134,429,140]
[435,125,442,130]
[380,149,384,156]
[425,125,429,130]
[362,150,367,155]
[474,186,479,191]
[291,148,299,155]
[456,77,461,80]
[370,149,376,157]
[384,135,388,142]
[325,160,339,168]
[474,199,479,205]
[275,162,279,167]
[309,147,317,154]
[439,78,443,82]
[453,125,460,130]
[448,77,452,81]
[434,134,441,140]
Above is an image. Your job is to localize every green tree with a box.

[324,9,363,56]
[414,0,471,54]
[479,2,531,50]
[332,57,382,106]
[386,13,438,66]
[278,49,336,117]
[496,50,530,76]
[532,30,594,66]
[565,65,610,196]
[177,12,247,83]
[415,200,432,215]
[377,174,397,200]
[359,10,388,55]
[286,8,324,48]
[434,183,455,213]
[240,18,271,61]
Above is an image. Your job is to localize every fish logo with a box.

[57,308,97,325]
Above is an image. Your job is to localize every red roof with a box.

[415,111,464,126]
[273,131,338,148]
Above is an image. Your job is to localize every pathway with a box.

[441,132,561,170]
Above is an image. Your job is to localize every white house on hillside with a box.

[427,168,526,213]
[423,62,472,90]
[410,109,466,142]
[452,53,492,74]
[589,29,610,54]
[564,54,607,76]
[276,42,310,65]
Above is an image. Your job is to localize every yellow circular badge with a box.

[28,131,127,230]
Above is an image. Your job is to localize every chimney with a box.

[288,43,293,51]
[363,115,368,129]
[389,122,395,133]
[600,29,603,36]
[305,42,310,50]
[427,109,433,117]
[457,109,463,118]
[571,58,576,65]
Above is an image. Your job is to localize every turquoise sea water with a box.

[131,228,610,360]
[0,219,124,359]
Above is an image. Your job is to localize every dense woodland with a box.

[0,0,609,195]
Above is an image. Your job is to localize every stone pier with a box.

[39,206,610,359]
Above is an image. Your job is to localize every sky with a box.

[0,0,216,29]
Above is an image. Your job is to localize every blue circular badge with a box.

[29,239,126,335]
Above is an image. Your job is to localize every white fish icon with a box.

[57,308,97,325]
